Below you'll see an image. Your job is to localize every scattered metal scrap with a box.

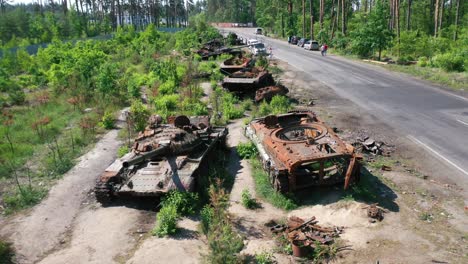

[246,111,362,193]
[271,216,347,257]
[362,203,389,222]
[353,134,395,156]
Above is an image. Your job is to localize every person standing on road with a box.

[321,43,328,56]
[269,46,273,59]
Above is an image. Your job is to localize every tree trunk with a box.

[453,0,460,40]
[337,0,340,32]
[341,0,346,35]
[406,0,412,30]
[302,0,306,37]
[310,0,314,39]
[438,0,444,37]
[330,0,336,41]
[320,0,324,30]
[434,0,439,37]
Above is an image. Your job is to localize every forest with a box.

[207,0,467,73]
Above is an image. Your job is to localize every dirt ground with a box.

[1,59,467,264]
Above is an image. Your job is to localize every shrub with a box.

[161,191,199,216]
[256,55,269,68]
[432,53,465,72]
[129,100,150,132]
[200,205,214,235]
[241,189,258,209]
[3,186,47,214]
[255,251,275,264]
[154,94,179,117]
[118,146,129,158]
[236,142,258,159]
[417,57,428,67]
[158,79,177,95]
[0,240,14,264]
[99,110,115,129]
[152,204,179,237]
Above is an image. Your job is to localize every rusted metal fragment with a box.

[95,115,228,203]
[271,216,346,258]
[246,111,362,193]
[254,84,289,102]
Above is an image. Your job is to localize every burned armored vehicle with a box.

[220,56,253,75]
[95,115,228,203]
[255,84,289,102]
[245,111,361,193]
[222,66,274,93]
[196,40,241,60]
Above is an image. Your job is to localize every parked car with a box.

[252,43,267,56]
[247,39,260,46]
[290,36,299,45]
[304,40,320,51]
[297,38,309,47]
[255,28,263,35]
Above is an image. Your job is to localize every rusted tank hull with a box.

[222,70,274,92]
[220,57,252,75]
[245,111,361,193]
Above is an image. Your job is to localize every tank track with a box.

[95,181,113,205]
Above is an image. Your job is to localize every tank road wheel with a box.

[95,182,113,205]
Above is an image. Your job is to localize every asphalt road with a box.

[226,27,468,190]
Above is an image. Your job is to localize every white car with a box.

[251,43,267,56]
[247,39,260,46]
[304,40,320,51]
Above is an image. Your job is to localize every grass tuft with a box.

[250,159,298,211]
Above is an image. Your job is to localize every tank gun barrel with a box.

[122,144,168,168]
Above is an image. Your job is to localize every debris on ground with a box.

[362,203,389,222]
[349,131,395,156]
[271,216,346,257]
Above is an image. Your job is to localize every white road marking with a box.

[407,135,468,176]
[456,119,468,127]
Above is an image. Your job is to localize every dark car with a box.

[290,36,300,45]
[297,38,309,47]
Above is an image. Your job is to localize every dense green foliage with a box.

[152,191,200,237]
[236,142,259,159]
[203,184,244,263]
[205,0,468,73]
[0,240,14,264]
[0,20,224,214]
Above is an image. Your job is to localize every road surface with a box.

[226,27,468,192]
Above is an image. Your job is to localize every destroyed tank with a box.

[95,115,228,203]
[220,56,253,75]
[245,111,361,193]
[222,66,274,92]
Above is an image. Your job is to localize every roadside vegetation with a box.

[0,16,223,214]
[208,0,468,89]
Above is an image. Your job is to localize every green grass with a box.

[0,239,14,264]
[250,158,298,210]
[384,64,467,91]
